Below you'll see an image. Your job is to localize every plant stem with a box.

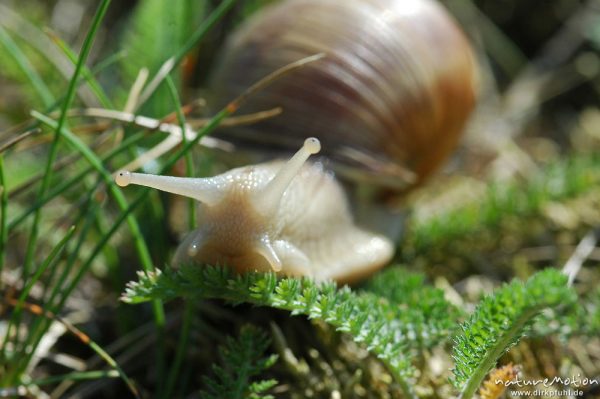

[0,156,6,281]
[165,76,196,228]
[162,301,194,399]
[459,307,541,399]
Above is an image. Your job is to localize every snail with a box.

[115,138,394,283]
[115,0,477,283]
[208,0,478,193]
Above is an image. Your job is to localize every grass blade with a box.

[8,131,146,230]
[0,156,7,277]
[45,29,113,109]
[5,296,140,398]
[30,111,165,323]
[0,226,76,380]
[162,301,194,399]
[165,75,196,228]
[136,0,238,107]
[23,0,112,277]
[0,26,54,107]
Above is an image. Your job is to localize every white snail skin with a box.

[115,138,393,283]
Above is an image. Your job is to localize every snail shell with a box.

[116,138,393,283]
[209,0,478,191]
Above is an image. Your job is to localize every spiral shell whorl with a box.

[210,0,477,190]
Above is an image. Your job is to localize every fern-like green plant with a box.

[198,325,278,399]
[532,286,600,338]
[451,268,577,399]
[123,265,579,398]
[362,267,462,347]
[121,264,450,398]
[582,288,600,335]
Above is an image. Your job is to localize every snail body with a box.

[209,0,478,192]
[116,138,393,283]
[115,0,477,282]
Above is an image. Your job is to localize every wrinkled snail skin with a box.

[209,0,478,191]
[115,138,394,284]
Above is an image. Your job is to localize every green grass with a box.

[0,25,54,107]
[404,153,600,257]
[23,0,112,278]
[0,0,242,395]
[0,156,7,276]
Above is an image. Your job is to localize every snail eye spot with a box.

[115,171,131,187]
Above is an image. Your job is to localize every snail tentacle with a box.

[114,171,226,206]
[255,137,321,218]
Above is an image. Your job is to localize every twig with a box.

[124,68,149,114]
[0,128,40,153]
[136,57,175,109]
[562,228,599,285]
[73,106,280,171]
[188,107,282,128]
[228,53,325,112]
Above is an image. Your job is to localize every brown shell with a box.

[209,0,478,192]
